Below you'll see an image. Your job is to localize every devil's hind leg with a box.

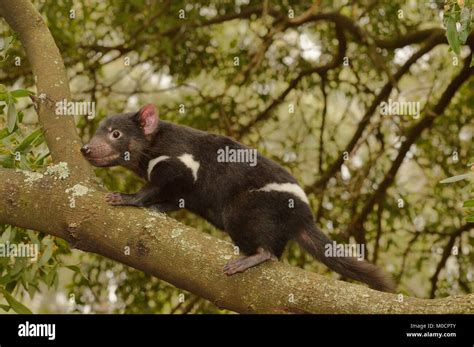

[223,247,273,275]
[222,192,290,275]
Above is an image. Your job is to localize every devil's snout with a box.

[81,144,91,155]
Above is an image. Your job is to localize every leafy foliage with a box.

[443,0,473,65]
[0,0,473,313]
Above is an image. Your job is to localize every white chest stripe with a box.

[178,153,200,182]
[147,155,170,181]
[256,183,309,204]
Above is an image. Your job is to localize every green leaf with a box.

[463,200,474,207]
[53,271,59,289]
[27,230,40,245]
[27,283,39,298]
[440,173,474,183]
[55,238,70,251]
[0,154,15,168]
[446,16,461,55]
[0,127,10,139]
[1,226,11,243]
[65,265,81,273]
[10,227,16,240]
[466,215,474,223]
[38,242,53,266]
[0,287,32,314]
[10,258,28,277]
[459,6,472,43]
[0,304,11,312]
[66,265,89,281]
[14,128,43,153]
[1,37,13,52]
[6,100,17,133]
[34,150,51,166]
[5,280,17,293]
[45,266,57,288]
[0,36,14,60]
[17,110,24,123]
[0,256,9,269]
[10,89,31,98]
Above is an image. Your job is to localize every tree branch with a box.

[237,24,346,137]
[1,168,473,313]
[308,32,447,193]
[346,54,473,240]
[0,0,93,182]
[429,224,471,299]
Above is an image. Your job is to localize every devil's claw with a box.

[105,192,124,205]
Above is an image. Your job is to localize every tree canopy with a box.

[0,0,473,313]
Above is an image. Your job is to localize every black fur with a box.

[82,107,395,292]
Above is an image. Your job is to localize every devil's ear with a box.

[136,104,159,135]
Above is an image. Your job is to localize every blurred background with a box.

[0,0,473,313]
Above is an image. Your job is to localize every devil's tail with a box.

[296,225,395,292]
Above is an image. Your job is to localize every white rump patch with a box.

[178,153,200,182]
[147,155,170,181]
[256,182,309,204]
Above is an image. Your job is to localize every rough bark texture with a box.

[0,0,473,314]
[0,0,93,181]
[1,168,473,313]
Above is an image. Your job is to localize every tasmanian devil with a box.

[81,104,394,292]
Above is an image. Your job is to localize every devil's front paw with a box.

[105,192,125,205]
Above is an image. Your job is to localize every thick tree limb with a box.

[0,0,93,182]
[1,168,473,314]
[1,0,473,314]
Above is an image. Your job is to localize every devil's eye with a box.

[112,130,121,139]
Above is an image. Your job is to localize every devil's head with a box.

[81,104,159,167]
